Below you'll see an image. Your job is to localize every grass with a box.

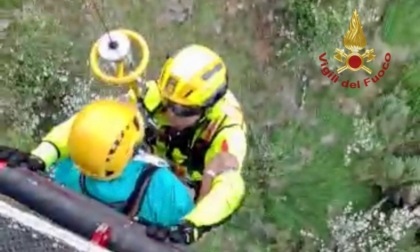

[382,0,420,48]
[2,0,420,251]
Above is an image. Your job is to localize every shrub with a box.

[0,3,96,140]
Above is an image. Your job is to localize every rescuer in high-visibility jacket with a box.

[0,99,194,228]
[7,44,248,244]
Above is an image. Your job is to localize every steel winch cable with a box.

[86,0,113,45]
[84,0,133,68]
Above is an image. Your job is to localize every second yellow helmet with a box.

[68,99,144,180]
[157,44,228,107]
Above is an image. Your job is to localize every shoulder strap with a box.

[122,164,161,219]
[200,114,243,146]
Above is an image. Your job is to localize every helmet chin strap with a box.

[202,83,228,110]
[185,81,229,130]
[202,72,229,109]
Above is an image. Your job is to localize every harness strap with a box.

[122,164,160,219]
[79,164,161,220]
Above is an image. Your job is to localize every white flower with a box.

[301,201,419,251]
[344,116,382,167]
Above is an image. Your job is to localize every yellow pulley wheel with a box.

[89,29,150,86]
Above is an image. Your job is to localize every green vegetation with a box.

[2,0,420,251]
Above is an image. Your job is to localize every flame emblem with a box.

[334,10,375,74]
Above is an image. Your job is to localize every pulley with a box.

[97,30,131,62]
[89,29,150,94]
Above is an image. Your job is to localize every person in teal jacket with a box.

[50,149,194,227]
[0,99,194,228]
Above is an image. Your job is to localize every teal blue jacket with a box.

[49,150,194,227]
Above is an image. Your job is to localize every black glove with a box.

[146,225,170,242]
[146,221,204,244]
[0,146,46,171]
[168,220,204,245]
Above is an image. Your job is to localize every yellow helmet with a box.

[158,44,228,108]
[68,99,144,180]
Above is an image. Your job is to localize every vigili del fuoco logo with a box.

[318,9,391,88]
